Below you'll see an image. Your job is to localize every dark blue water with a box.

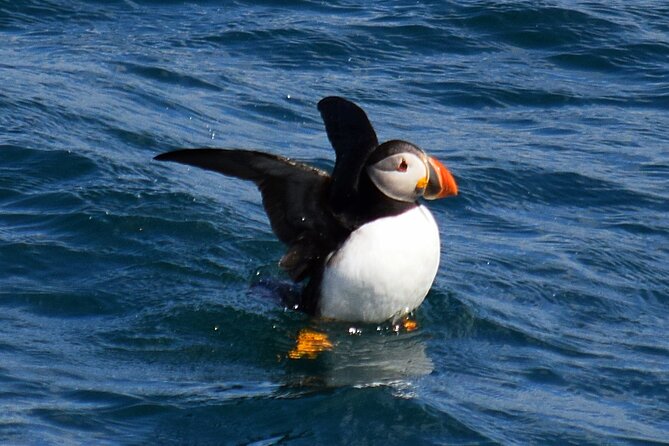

[2,1,668,444]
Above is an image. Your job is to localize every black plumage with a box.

[155,97,419,314]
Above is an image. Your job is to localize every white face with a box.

[366,152,428,202]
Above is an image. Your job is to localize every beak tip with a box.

[425,156,458,200]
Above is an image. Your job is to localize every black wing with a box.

[317,97,379,215]
[155,149,348,281]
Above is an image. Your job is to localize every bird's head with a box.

[365,140,458,203]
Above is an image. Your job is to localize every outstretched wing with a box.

[317,97,379,215]
[155,148,347,281]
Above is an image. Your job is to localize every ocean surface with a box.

[1,1,668,444]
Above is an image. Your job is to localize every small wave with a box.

[454,4,627,48]
[113,61,222,92]
[464,164,662,210]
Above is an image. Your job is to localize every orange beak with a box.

[423,156,458,199]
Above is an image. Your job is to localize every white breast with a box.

[318,205,440,323]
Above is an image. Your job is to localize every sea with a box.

[1,1,668,444]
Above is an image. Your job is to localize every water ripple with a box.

[1,0,669,444]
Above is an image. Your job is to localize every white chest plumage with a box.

[318,205,441,323]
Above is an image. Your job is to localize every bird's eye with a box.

[397,159,408,172]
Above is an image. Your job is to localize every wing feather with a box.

[317,97,379,215]
[155,148,348,281]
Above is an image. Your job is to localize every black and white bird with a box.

[155,97,458,323]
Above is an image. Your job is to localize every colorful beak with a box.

[424,156,458,200]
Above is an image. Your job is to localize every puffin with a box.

[155,97,458,323]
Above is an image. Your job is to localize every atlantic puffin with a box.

[155,97,458,323]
